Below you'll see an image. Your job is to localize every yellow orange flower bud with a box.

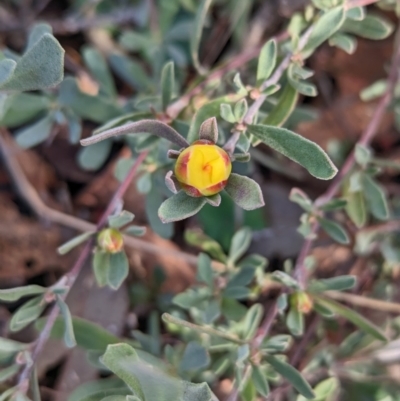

[97,228,124,253]
[174,140,232,197]
[290,291,313,314]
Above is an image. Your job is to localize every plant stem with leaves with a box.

[16,151,148,394]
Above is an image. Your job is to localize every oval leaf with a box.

[342,14,394,40]
[265,355,314,399]
[257,39,277,85]
[58,231,94,255]
[252,365,270,397]
[318,217,350,244]
[329,33,357,55]
[248,124,338,180]
[225,173,265,210]
[0,34,64,91]
[108,251,129,290]
[262,84,299,127]
[15,114,54,149]
[0,285,46,302]
[363,174,389,220]
[313,295,387,341]
[303,6,346,54]
[228,227,252,265]
[158,191,207,223]
[101,344,145,399]
[10,297,46,332]
[56,296,77,348]
[311,275,356,292]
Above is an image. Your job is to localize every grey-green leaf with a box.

[56,296,77,348]
[190,0,213,75]
[225,173,265,210]
[0,59,16,86]
[220,103,237,123]
[363,174,389,220]
[345,186,367,228]
[180,341,210,372]
[10,297,46,332]
[0,93,50,128]
[247,124,337,180]
[329,33,357,54]
[199,117,218,143]
[234,99,248,123]
[319,218,350,244]
[124,225,146,237]
[80,119,189,148]
[303,6,345,54]
[271,271,300,289]
[223,286,251,300]
[262,84,299,127]
[266,355,314,399]
[108,53,151,91]
[15,114,54,149]
[346,6,365,21]
[58,231,94,255]
[101,344,145,399]
[83,46,116,98]
[93,250,110,288]
[286,307,304,337]
[27,23,52,49]
[0,34,64,91]
[243,304,263,340]
[355,144,372,167]
[0,285,46,302]
[108,252,129,290]
[187,94,241,143]
[252,365,270,397]
[257,39,277,85]
[313,295,387,341]
[78,139,112,171]
[229,227,252,265]
[108,211,135,229]
[310,275,356,292]
[158,191,207,223]
[197,253,214,288]
[342,14,394,40]
[161,61,175,110]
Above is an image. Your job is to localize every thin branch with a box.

[14,151,148,393]
[225,22,400,401]
[245,24,314,125]
[325,291,400,313]
[295,31,400,288]
[166,30,290,120]
[0,130,225,271]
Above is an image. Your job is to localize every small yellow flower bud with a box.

[97,228,124,253]
[290,291,313,314]
[174,140,232,197]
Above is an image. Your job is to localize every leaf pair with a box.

[158,174,264,223]
[101,343,217,401]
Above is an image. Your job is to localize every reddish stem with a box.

[17,151,149,392]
